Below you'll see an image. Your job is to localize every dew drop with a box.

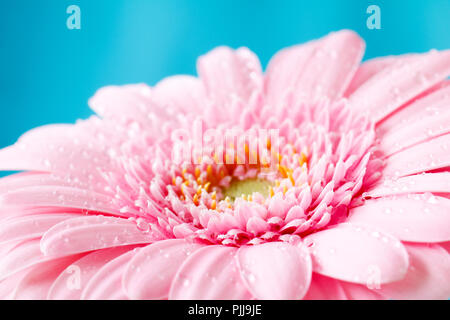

[427,195,438,204]
[246,273,256,283]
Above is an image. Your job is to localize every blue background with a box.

[0,0,449,151]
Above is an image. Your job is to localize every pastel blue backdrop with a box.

[0,0,449,154]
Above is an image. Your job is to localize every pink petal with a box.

[349,50,450,123]
[169,245,252,300]
[0,213,80,244]
[89,84,178,127]
[0,239,22,258]
[0,239,52,281]
[0,205,84,220]
[89,84,148,119]
[12,254,83,300]
[266,30,364,105]
[378,80,450,131]
[294,30,365,102]
[365,173,450,198]
[0,269,27,299]
[345,55,414,96]
[383,134,450,178]
[81,249,139,300]
[440,241,450,253]
[40,215,157,256]
[377,83,450,155]
[349,194,450,243]
[0,172,87,194]
[0,186,119,216]
[304,223,409,284]
[154,75,207,114]
[0,120,115,183]
[265,39,317,107]
[303,273,347,300]
[378,110,450,156]
[197,46,263,106]
[47,246,134,299]
[266,30,365,105]
[123,239,203,299]
[237,241,312,300]
[339,281,385,300]
[379,243,450,300]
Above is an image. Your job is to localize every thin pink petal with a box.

[81,249,139,300]
[294,30,365,102]
[197,46,263,106]
[0,213,80,244]
[0,186,119,216]
[0,172,84,193]
[12,255,83,300]
[339,281,385,300]
[237,241,312,300]
[304,223,409,284]
[378,110,450,156]
[154,75,208,114]
[40,216,157,256]
[303,273,347,300]
[345,54,414,96]
[377,82,450,155]
[47,246,134,300]
[379,243,450,300]
[377,81,450,133]
[123,239,203,299]
[0,119,115,183]
[0,239,52,281]
[349,194,450,243]
[169,245,252,300]
[0,207,86,224]
[266,30,364,104]
[0,269,27,299]
[383,134,450,178]
[349,50,450,123]
[89,84,179,128]
[265,39,317,107]
[365,173,450,198]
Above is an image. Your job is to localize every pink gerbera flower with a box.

[0,30,449,300]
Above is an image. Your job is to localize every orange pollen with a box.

[195,167,201,178]
[207,165,213,177]
[299,152,308,167]
[287,171,295,186]
[193,194,199,205]
[269,186,274,197]
[277,164,288,178]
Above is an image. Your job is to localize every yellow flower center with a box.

[222,178,273,201]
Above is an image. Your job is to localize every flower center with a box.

[168,133,310,213]
[107,101,378,246]
[222,178,273,201]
